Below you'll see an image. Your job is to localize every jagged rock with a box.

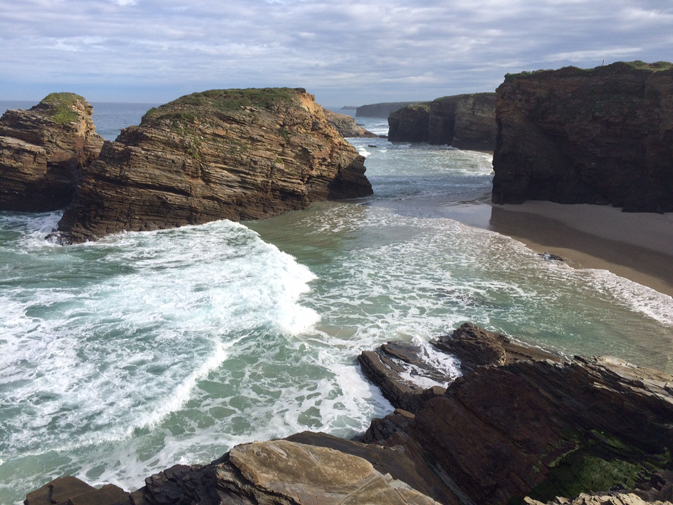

[492,61,673,212]
[432,322,560,374]
[388,93,497,150]
[323,108,378,138]
[56,88,372,243]
[0,93,103,211]
[24,476,128,505]
[358,342,449,414]
[356,102,419,118]
[525,491,673,505]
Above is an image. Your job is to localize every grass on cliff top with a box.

[505,60,673,80]
[144,88,301,122]
[38,92,85,124]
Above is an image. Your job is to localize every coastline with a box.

[442,199,673,298]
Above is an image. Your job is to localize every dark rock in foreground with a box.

[388,93,497,150]
[0,93,103,211]
[360,324,673,505]
[56,88,372,243]
[24,323,673,505]
[323,108,378,138]
[492,61,673,212]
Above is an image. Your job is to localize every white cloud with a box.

[0,0,672,104]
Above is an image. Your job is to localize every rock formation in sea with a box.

[387,93,497,150]
[25,322,673,505]
[56,88,372,243]
[356,102,420,118]
[0,93,104,212]
[492,61,673,212]
[322,107,378,138]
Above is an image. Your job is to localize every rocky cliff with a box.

[0,93,103,211]
[56,88,372,243]
[388,93,497,149]
[492,61,673,212]
[356,102,419,118]
[359,323,673,505]
[323,108,378,137]
[25,323,673,505]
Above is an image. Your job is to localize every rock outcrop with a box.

[323,108,378,138]
[55,88,372,243]
[359,324,673,505]
[25,440,440,505]
[388,93,497,150]
[356,102,419,118]
[0,93,103,211]
[492,61,673,212]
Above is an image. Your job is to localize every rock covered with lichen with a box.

[56,87,372,243]
[0,93,103,211]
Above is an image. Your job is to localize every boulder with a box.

[492,61,673,212]
[388,93,497,150]
[322,108,378,138]
[55,88,372,243]
[0,93,103,211]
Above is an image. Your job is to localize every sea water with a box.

[1,104,672,504]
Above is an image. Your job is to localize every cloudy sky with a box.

[1,0,672,106]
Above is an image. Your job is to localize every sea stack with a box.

[0,93,104,212]
[56,88,372,243]
[492,61,673,212]
[388,93,497,150]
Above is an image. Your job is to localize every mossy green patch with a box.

[505,60,673,81]
[145,88,300,124]
[40,92,85,124]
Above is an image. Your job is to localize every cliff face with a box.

[492,61,673,212]
[322,108,378,138]
[56,88,372,243]
[0,93,103,211]
[388,93,497,149]
[356,102,419,118]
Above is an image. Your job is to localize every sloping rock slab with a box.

[323,108,378,138]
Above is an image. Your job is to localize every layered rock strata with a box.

[56,88,372,243]
[388,93,497,150]
[0,93,103,211]
[323,108,378,138]
[360,324,673,505]
[24,324,673,505]
[492,61,673,212]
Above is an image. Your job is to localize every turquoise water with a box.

[1,107,672,504]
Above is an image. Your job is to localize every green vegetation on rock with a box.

[505,60,673,80]
[145,88,300,123]
[40,92,85,124]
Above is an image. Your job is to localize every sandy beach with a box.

[487,202,673,297]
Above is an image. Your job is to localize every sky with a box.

[1,0,672,107]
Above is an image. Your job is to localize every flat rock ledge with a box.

[25,323,673,505]
[56,88,372,243]
[0,93,103,211]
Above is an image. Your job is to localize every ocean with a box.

[1,102,672,504]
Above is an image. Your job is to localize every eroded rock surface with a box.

[323,108,378,138]
[388,93,497,150]
[26,440,440,505]
[492,61,673,212]
[359,325,673,505]
[0,93,103,211]
[56,88,372,243]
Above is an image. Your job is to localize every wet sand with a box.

[480,202,673,297]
